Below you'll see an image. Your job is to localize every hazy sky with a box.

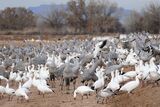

[0,0,160,11]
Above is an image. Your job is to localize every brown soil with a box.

[0,79,160,107]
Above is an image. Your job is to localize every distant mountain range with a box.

[29,4,131,23]
[29,4,67,16]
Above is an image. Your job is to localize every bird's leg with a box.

[43,93,45,98]
[0,94,2,100]
[20,97,23,103]
[51,75,56,88]
[60,78,64,90]
[102,98,104,104]
[140,80,144,88]
[38,91,41,95]
[51,80,55,88]
[81,95,83,100]
[8,95,10,101]
[96,89,98,94]
[66,85,69,90]
[73,79,76,90]
[17,97,19,103]
[10,95,13,101]
[155,80,159,87]
[86,94,88,99]
[105,98,109,104]
[130,91,134,94]
[96,97,100,104]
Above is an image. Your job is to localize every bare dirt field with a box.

[1,79,160,107]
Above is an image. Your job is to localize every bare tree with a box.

[42,9,67,33]
[124,2,160,34]
[67,0,87,33]
[124,10,143,33]
[38,0,124,34]
[142,2,160,33]
[86,0,122,33]
[0,7,35,30]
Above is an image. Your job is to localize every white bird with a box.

[120,75,140,93]
[15,82,29,102]
[0,86,5,99]
[125,50,139,65]
[141,62,150,80]
[95,66,105,79]
[15,72,22,82]
[9,68,17,81]
[114,69,129,83]
[149,57,158,73]
[147,58,160,85]
[107,71,120,92]
[92,75,107,90]
[5,83,15,101]
[123,71,138,78]
[74,86,94,100]
[96,88,115,103]
[39,65,50,80]
[37,82,54,98]
[22,77,32,89]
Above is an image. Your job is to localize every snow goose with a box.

[39,65,50,80]
[107,71,120,92]
[147,59,160,86]
[5,83,15,101]
[120,75,140,93]
[95,66,105,79]
[22,77,32,89]
[91,75,107,91]
[122,63,140,79]
[125,50,139,65]
[114,69,126,83]
[74,86,94,100]
[15,82,29,102]
[0,85,5,99]
[9,71,17,82]
[32,74,41,88]
[46,52,54,66]
[15,71,22,83]
[158,65,160,74]
[96,88,115,104]
[141,62,150,80]
[37,82,55,98]
[149,57,158,73]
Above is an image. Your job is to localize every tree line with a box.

[0,7,36,30]
[0,0,159,34]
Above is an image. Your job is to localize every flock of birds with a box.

[0,33,160,104]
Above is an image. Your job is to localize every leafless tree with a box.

[124,10,143,33]
[86,0,122,33]
[67,0,87,34]
[41,9,67,34]
[124,2,160,34]
[0,7,36,30]
[142,2,160,33]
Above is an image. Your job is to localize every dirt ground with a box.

[1,79,160,107]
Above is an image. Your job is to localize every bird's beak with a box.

[52,90,56,93]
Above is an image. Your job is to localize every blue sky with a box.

[0,0,160,11]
